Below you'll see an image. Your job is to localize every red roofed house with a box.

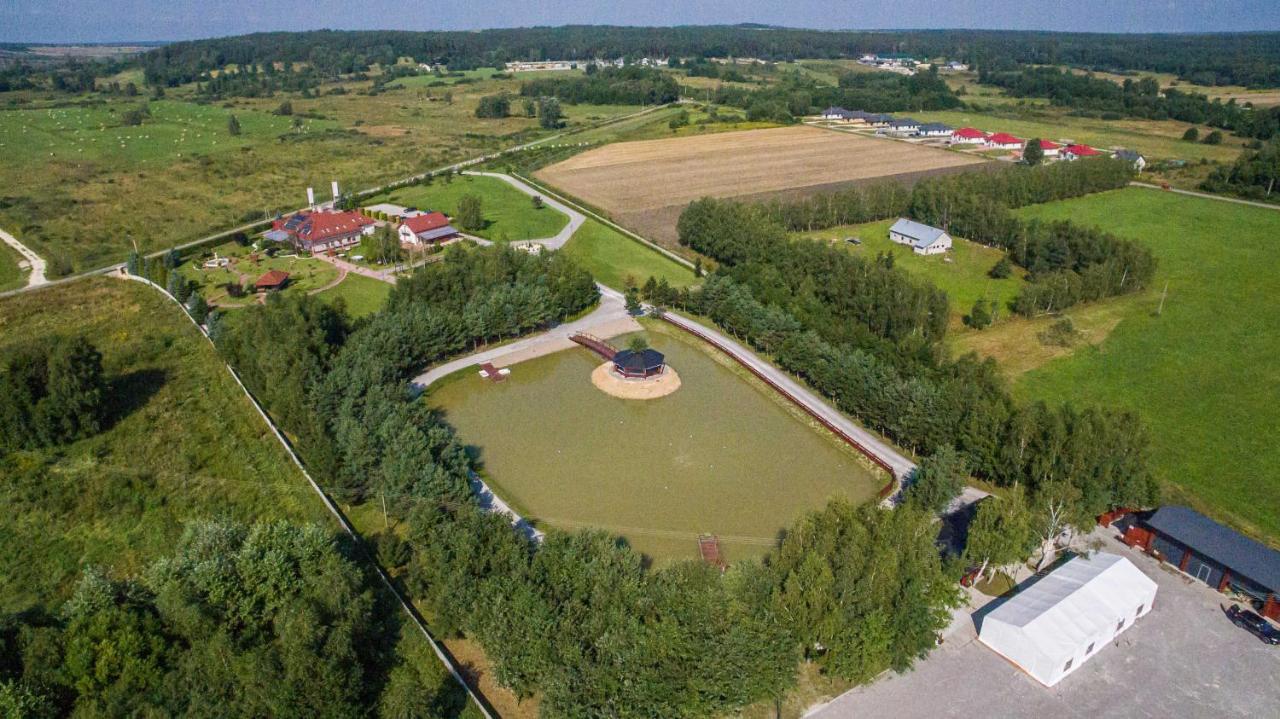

[1035,140,1062,158]
[271,210,376,253]
[398,211,460,246]
[254,269,290,292]
[950,127,988,145]
[1062,144,1101,160]
[986,133,1025,150]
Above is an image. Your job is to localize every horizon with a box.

[3,0,1280,44]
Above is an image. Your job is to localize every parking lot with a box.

[809,532,1280,719]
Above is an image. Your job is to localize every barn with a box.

[889,218,952,255]
[1121,506,1280,620]
[978,552,1157,687]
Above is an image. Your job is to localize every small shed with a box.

[888,218,952,256]
[254,269,290,292]
[612,348,665,378]
[978,552,1156,687]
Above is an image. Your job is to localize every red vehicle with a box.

[960,566,982,587]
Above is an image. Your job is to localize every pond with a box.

[427,322,886,562]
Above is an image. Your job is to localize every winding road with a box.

[463,171,585,250]
[1,228,48,288]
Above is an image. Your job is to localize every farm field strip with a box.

[536,125,989,213]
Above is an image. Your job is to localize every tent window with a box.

[1063,658,1073,672]
[1116,617,1126,632]
[1136,604,1144,616]
[1086,642,1095,655]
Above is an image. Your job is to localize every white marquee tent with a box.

[978,552,1157,686]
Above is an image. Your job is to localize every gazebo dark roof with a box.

[612,348,665,374]
[1146,506,1280,592]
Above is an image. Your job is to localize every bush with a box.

[988,256,1013,279]
[1203,130,1224,145]
[1182,127,1200,142]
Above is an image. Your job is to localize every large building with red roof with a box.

[985,133,1025,150]
[270,210,376,253]
[950,127,987,144]
[397,211,460,245]
[1062,144,1101,160]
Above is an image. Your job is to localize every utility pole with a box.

[1156,281,1170,316]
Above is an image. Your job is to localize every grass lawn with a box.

[911,108,1243,163]
[0,278,326,612]
[560,218,697,291]
[0,238,26,291]
[315,271,392,317]
[987,187,1280,543]
[364,174,569,241]
[178,242,341,306]
[795,219,1025,329]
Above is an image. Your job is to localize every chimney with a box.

[306,187,315,209]
[331,180,340,202]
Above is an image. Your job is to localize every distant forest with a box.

[133,26,1280,88]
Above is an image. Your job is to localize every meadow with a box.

[971,187,1280,543]
[560,218,697,291]
[0,278,325,612]
[314,270,392,317]
[364,173,569,241]
[0,73,643,273]
[0,238,26,291]
[795,218,1025,329]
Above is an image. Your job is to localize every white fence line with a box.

[115,271,493,719]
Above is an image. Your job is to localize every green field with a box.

[316,271,393,317]
[0,238,26,291]
[365,174,569,241]
[796,219,1025,328]
[911,108,1242,163]
[0,278,325,611]
[560,218,697,291]
[1006,188,1280,542]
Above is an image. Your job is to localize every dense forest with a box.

[705,67,961,121]
[519,65,681,106]
[204,244,966,716]
[132,27,1280,89]
[979,66,1280,140]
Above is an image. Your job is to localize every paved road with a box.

[0,227,48,287]
[660,308,918,483]
[1130,181,1280,210]
[463,171,585,250]
[411,284,636,389]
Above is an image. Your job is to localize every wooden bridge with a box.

[569,332,618,360]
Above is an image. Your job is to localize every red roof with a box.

[1064,144,1100,156]
[952,127,987,139]
[274,210,374,245]
[1036,140,1061,150]
[402,211,451,235]
[255,269,290,289]
[987,133,1024,145]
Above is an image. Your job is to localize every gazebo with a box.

[612,348,665,378]
[254,269,290,292]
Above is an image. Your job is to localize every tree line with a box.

[518,65,680,106]
[978,66,1280,140]
[131,28,1280,90]
[705,67,961,123]
[1200,137,1280,201]
[207,243,964,716]
[0,519,470,717]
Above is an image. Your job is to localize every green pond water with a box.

[427,325,884,562]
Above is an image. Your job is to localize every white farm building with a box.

[978,552,1157,687]
[888,218,952,255]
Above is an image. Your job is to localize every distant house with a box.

[254,269,290,292]
[863,113,894,127]
[1115,149,1147,171]
[986,132,1025,150]
[889,218,952,255]
[1062,144,1100,160]
[945,61,969,72]
[917,122,953,137]
[1035,140,1062,158]
[887,118,921,134]
[272,210,376,253]
[398,211,460,245]
[950,127,987,144]
[820,106,859,122]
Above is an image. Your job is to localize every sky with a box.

[2,0,1279,43]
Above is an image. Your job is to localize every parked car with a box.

[1226,605,1280,645]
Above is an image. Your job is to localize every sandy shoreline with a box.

[590,361,681,399]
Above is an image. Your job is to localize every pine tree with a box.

[227,114,241,136]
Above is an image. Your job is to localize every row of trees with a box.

[0,336,106,452]
[1200,137,1280,201]
[979,66,1280,140]
[0,520,467,717]
[518,65,680,106]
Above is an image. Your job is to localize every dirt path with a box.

[308,266,349,295]
[1130,181,1280,210]
[0,227,48,287]
[462,171,584,250]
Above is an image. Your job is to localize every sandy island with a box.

[590,361,681,399]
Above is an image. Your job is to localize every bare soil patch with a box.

[590,362,682,399]
[537,125,990,246]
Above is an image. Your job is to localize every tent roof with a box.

[983,553,1156,658]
